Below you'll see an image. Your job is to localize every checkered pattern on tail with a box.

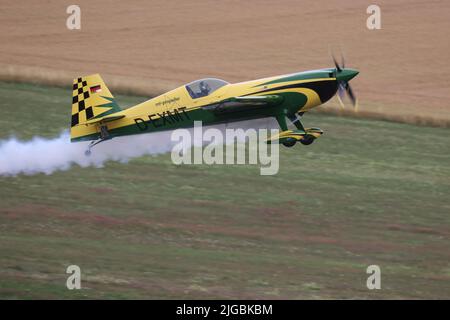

[70,74,122,142]
[71,77,94,127]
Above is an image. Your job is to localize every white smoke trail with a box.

[0,118,277,177]
[0,130,174,177]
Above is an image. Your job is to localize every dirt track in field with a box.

[1,0,449,125]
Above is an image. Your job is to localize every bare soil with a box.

[1,0,449,124]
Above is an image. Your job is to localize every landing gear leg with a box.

[271,112,322,147]
[275,113,298,147]
[287,113,322,146]
[287,112,306,132]
[275,113,289,131]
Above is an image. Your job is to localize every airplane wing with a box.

[202,95,283,114]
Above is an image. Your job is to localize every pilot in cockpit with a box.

[198,81,210,97]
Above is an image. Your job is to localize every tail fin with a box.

[71,74,121,127]
[70,74,121,140]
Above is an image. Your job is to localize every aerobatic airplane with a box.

[69,57,358,155]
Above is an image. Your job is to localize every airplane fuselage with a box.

[71,68,358,142]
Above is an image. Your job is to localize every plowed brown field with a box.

[1,0,449,124]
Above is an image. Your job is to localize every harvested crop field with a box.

[1,0,450,125]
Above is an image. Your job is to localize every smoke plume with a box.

[0,118,277,177]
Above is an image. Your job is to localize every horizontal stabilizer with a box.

[77,114,125,126]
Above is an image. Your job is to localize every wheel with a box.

[282,138,297,147]
[300,135,315,145]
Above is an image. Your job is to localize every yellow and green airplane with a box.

[70,58,358,155]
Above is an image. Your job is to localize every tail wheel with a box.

[282,138,297,147]
[300,135,315,145]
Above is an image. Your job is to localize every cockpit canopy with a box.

[185,78,229,99]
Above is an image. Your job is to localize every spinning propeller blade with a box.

[331,49,359,111]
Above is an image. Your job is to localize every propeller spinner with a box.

[332,52,359,111]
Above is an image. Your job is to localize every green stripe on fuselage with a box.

[256,69,334,87]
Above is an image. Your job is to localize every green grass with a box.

[0,82,449,299]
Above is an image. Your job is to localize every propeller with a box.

[331,49,359,112]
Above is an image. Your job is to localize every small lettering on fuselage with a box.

[134,107,190,131]
[155,97,180,107]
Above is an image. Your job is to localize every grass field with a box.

[0,82,449,299]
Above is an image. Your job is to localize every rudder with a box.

[70,74,122,141]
